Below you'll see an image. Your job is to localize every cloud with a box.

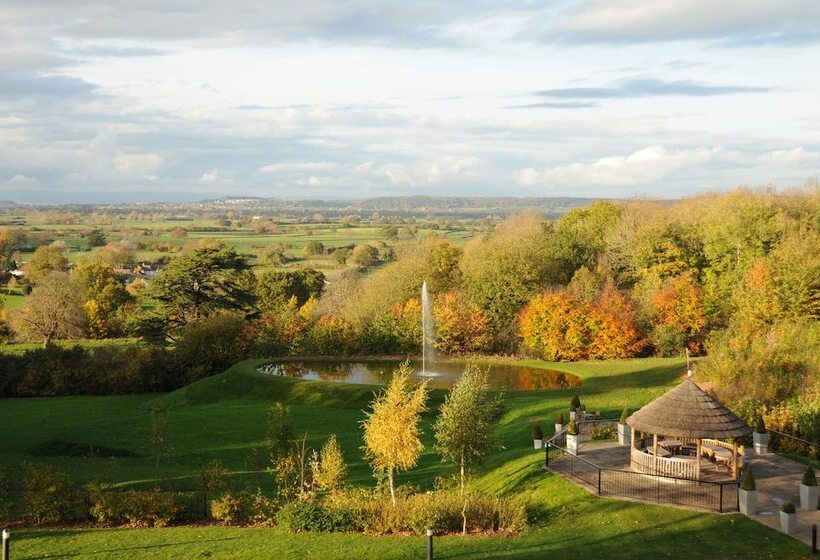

[506,101,599,109]
[0,71,97,100]
[554,0,820,46]
[532,77,773,100]
[518,146,722,189]
[259,161,340,173]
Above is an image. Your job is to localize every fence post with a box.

[426,527,434,560]
[812,524,817,555]
[545,442,549,469]
[2,528,9,560]
[597,469,602,495]
[719,484,723,513]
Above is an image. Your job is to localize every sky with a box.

[1,0,819,203]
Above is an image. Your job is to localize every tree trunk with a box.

[462,495,467,535]
[460,453,465,496]
[388,468,396,506]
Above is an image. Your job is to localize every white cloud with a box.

[3,174,39,187]
[259,162,339,173]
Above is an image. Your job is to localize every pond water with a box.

[257,361,582,391]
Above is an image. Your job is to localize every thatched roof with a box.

[627,378,751,439]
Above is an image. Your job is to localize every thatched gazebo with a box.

[626,378,751,480]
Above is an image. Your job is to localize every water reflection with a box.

[258,361,582,391]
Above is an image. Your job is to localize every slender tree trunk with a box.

[460,452,465,496]
[462,495,467,535]
[388,468,396,506]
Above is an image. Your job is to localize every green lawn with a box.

[0,338,143,355]
[1,357,811,558]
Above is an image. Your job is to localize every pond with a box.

[257,360,582,391]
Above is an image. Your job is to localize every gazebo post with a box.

[652,433,658,473]
[696,438,702,479]
[731,440,738,480]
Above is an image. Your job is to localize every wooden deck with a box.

[576,440,737,483]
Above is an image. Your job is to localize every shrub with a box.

[120,490,178,527]
[0,470,11,520]
[590,424,617,441]
[570,395,581,410]
[211,491,246,525]
[246,490,278,526]
[276,498,354,533]
[782,501,796,514]
[23,465,83,524]
[740,468,756,491]
[803,466,817,487]
[755,416,766,434]
[566,420,578,436]
[619,409,629,424]
[532,424,543,440]
[555,412,564,425]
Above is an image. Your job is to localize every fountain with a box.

[421,281,435,375]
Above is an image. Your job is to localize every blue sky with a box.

[1,0,819,202]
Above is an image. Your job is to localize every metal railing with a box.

[768,429,820,459]
[545,441,738,513]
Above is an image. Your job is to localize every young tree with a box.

[434,363,501,496]
[267,402,294,462]
[361,362,428,505]
[12,271,86,347]
[312,434,348,493]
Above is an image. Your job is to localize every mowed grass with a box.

[2,357,812,558]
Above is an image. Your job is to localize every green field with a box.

[1,357,811,558]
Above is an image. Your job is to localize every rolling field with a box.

[1,357,811,558]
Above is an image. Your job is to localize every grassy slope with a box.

[3,357,811,558]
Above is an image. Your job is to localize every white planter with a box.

[780,511,796,535]
[569,410,577,421]
[800,484,819,511]
[555,423,563,434]
[567,434,578,455]
[617,423,631,446]
[739,489,757,516]
[753,432,769,454]
[533,439,543,450]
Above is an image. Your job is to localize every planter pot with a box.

[618,423,631,446]
[567,434,578,455]
[753,432,769,454]
[555,423,563,434]
[780,511,796,535]
[800,484,819,511]
[533,439,543,450]
[569,410,577,421]
[739,488,757,516]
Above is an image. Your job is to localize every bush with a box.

[532,424,543,440]
[740,468,756,491]
[555,412,564,425]
[590,424,617,441]
[570,395,581,410]
[620,409,629,424]
[803,466,817,487]
[246,490,278,526]
[276,498,354,533]
[325,489,527,535]
[211,491,247,525]
[23,465,83,524]
[121,490,178,527]
[782,501,796,514]
[566,420,578,436]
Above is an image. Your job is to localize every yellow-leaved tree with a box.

[361,362,428,505]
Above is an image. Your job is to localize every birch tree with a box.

[361,362,427,505]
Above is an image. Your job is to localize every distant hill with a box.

[191,195,609,218]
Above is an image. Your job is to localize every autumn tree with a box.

[647,273,707,354]
[24,243,69,284]
[434,363,500,496]
[350,244,379,268]
[73,261,132,338]
[256,268,325,312]
[312,434,348,493]
[361,362,428,505]
[12,271,86,347]
[433,291,493,355]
